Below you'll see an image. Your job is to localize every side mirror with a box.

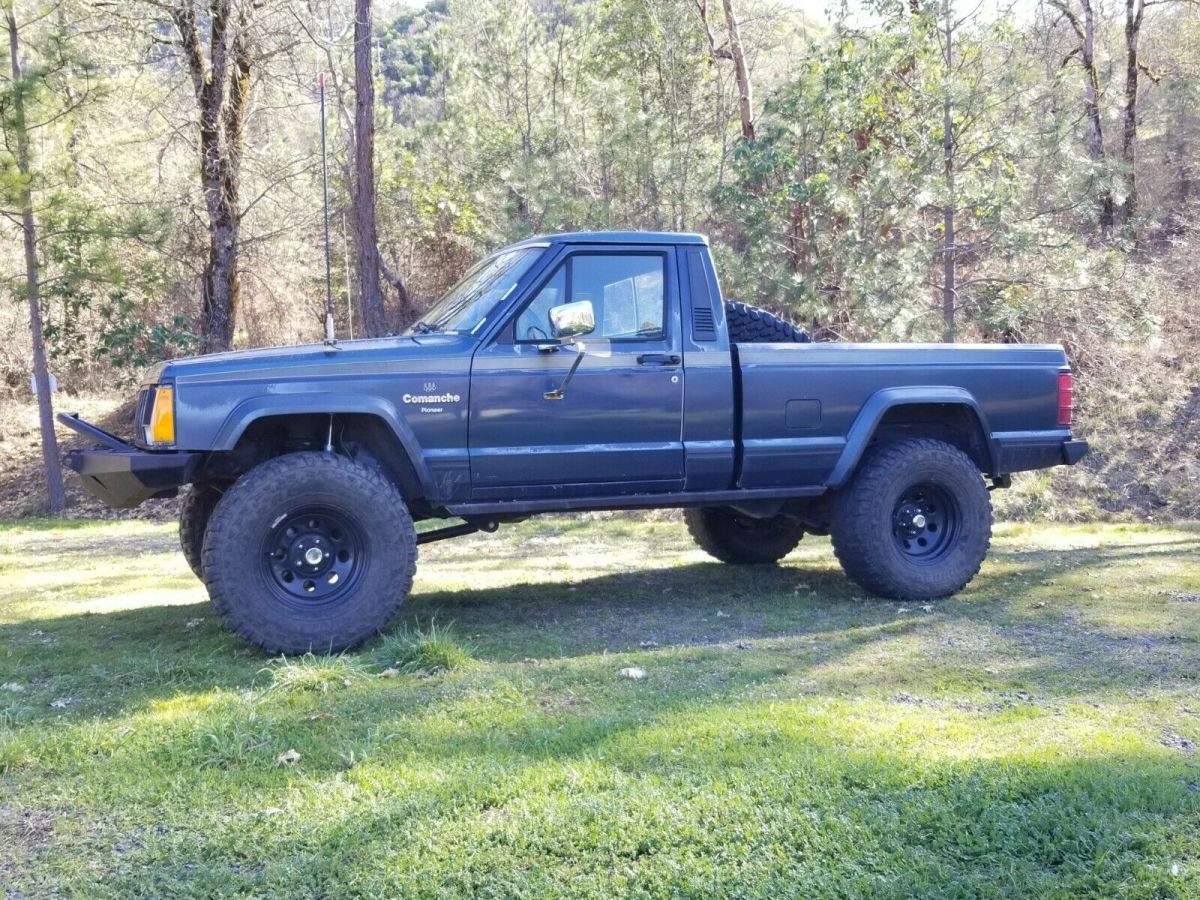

[549,300,595,340]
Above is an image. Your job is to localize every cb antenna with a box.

[318,71,337,347]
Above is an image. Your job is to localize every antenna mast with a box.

[319,72,336,346]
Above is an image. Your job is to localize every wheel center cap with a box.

[911,513,927,529]
[304,546,325,566]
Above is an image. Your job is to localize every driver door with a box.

[468,245,685,499]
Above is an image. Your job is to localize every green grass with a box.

[1,514,1199,898]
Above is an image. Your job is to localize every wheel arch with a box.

[211,396,434,502]
[826,388,996,489]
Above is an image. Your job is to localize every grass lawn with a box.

[1,515,1199,898]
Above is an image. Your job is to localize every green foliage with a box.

[1,0,181,390]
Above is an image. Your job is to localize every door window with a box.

[515,254,665,342]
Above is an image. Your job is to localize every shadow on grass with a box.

[2,533,1198,731]
[4,526,1200,895]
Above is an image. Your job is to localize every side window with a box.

[515,253,666,342]
[516,265,565,341]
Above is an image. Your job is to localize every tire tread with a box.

[201,452,416,653]
[830,438,992,599]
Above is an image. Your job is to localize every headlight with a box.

[144,385,176,447]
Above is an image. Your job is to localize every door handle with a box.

[637,353,681,366]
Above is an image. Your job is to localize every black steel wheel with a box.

[830,438,992,600]
[890,482,958,562]
[262,507,366,605]
[202,452,417,653]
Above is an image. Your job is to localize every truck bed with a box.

[734,342,1070,489]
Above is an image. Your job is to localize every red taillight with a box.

[1057,372,1074,427]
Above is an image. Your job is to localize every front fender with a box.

[825,386,995,488]
[211,393,437,498]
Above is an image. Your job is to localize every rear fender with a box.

[826,387,995,488]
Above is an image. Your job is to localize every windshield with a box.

[408,246,544,335]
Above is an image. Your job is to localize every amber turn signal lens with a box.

[148,386,175,445]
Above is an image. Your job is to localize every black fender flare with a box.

[825,386,996,489]
[210,393,438,499]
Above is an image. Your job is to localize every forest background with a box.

[2,0,1198,519]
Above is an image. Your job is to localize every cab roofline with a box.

[511,230,708,248]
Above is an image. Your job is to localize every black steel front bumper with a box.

[57,413,201,509]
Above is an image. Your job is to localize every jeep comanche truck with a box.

[60,231,1088,653]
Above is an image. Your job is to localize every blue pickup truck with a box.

[60,231,1087,652]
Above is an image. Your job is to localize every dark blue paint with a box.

[63,231,1086,513]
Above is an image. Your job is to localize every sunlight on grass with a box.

[379,620,475,675]
[1,516,1198,896]
[265,654,373,694]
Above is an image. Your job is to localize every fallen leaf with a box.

[275,748,301,766]
[1,682,24,692]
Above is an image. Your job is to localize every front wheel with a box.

[830,438,992,600]
[685,507,804,564]
[201,452,417,653]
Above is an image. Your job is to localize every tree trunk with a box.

[1120,0,1142,239]
[721,0,755,141]
[171,0,249,354]
[6,2,65,514]
[1081,0,1115,238]
[353,0,388,337]
[941,0,956,342]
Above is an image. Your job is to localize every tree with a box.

[939,0,957,340]
[1048,0,1116,239]
[159,0,255,353]
[3,0,67,513]
[352,0,410,337]
[693,0,756,140]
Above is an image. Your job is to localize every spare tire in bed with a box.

[724,299,811,343]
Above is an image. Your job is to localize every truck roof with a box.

[513,230,709,247]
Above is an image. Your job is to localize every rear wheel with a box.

[830,438,992,600]
[685,507,805,564]
[201,452,417,653]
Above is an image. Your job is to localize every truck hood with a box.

[154,333,472,383]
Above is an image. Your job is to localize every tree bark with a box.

[941,0,956,342]
[170,0,250,353]
[1052,0,1115,239]
[353,0,389,337]
[1080,0,1115,238]
[1120,0,1143,238]
[721,0,755,141]
[6,1,65,514]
